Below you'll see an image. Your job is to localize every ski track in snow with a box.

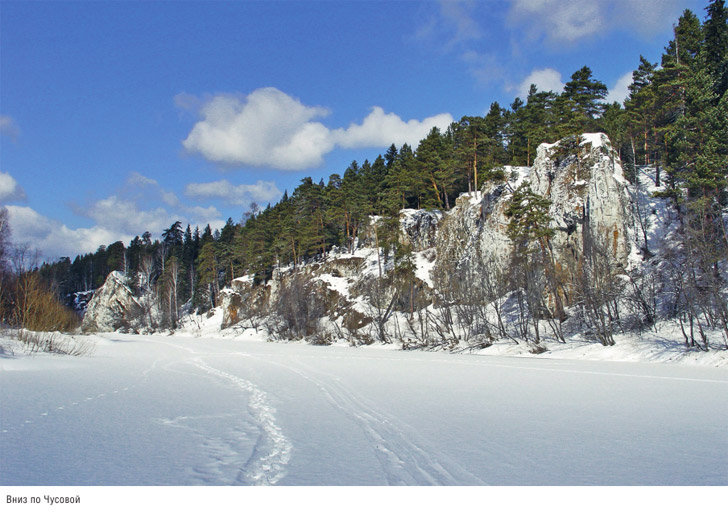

[256,355,486,486]
[188,358,292,486]
[5,335,725,485]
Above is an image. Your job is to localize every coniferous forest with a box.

[2,2,727,349]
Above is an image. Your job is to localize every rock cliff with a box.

[81,271,144,333]
[84,133,636,343]
[434,133,632,279]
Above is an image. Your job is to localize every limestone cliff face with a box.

[398,209,442,251]
[81,271,143,333]
[530,133,630,262]
[434,133,632,278]
[83,133,635,338]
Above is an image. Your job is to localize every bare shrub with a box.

[266,274,327,340]
[309,323,335,346]
[571,228,625,346]
[12,272,80,333]
[17,329,95,356]
[624,265,659,331]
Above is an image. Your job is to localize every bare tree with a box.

[137,254,155,294]
[0,208,11,322]
[572,228,625,346]
[267,273,327,340]
[159,256,181,329]
[674,198,728,349]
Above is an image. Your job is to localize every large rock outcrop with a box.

[81,271,143,333]
[530,133,630,261]
[435,133,632,277]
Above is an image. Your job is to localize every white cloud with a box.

[161,191,181,207]
[438,0,482,47]
[333,107,454,149]
[507,0,686,45]
[127,171,159,187]
[612,0,687,36]
[173,92,203,113]
[83,194,224,238]
[508,0,604,44]
[2,168,232,260]
[86,196,173,237]
[0,115,19,140]
[6,205,122,258]
[516,68,564,99]
[185,180,281,207]
[460,50,506,86]
[182,88,334,170]
[0,171,27,203]
[186,205,225,224]
[412,0,481,50]
[6,190,225,260]
[606,71,633,105]
[181,88,454,170]
[124,172,180,207]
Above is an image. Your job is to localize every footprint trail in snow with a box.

[190,358,292,486]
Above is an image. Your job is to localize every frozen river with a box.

[1,333,727,486]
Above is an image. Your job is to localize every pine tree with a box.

[162,221,184,248]
[506,97,528,166]
[291,177,327,259]
[600,102,628,170]
[195,241,220,308]
[384,144,398,169]
[126,236,144,283]
[557,66,608,136]
[481,101,509,178]
[106,241,126,274]
[522,85,559,165]
[416,127,456,210]
[504,184,555,346]
[625,56,658,168]
[668,61,727,201]
[662,9,704,70]
[703,0,728,97]
[505,184,554,252]
[453,115,486,193]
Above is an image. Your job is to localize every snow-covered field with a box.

[1,333,726,487]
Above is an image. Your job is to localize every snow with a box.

[2,333,726,486]
[579,132,607,148]
[316,273,352,297]
[413,249,436,288]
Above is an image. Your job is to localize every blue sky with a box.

[0,0,708,260]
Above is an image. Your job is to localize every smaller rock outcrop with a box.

[67,290,95,316]
[81,271,143,333]
[399,209,442,251]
